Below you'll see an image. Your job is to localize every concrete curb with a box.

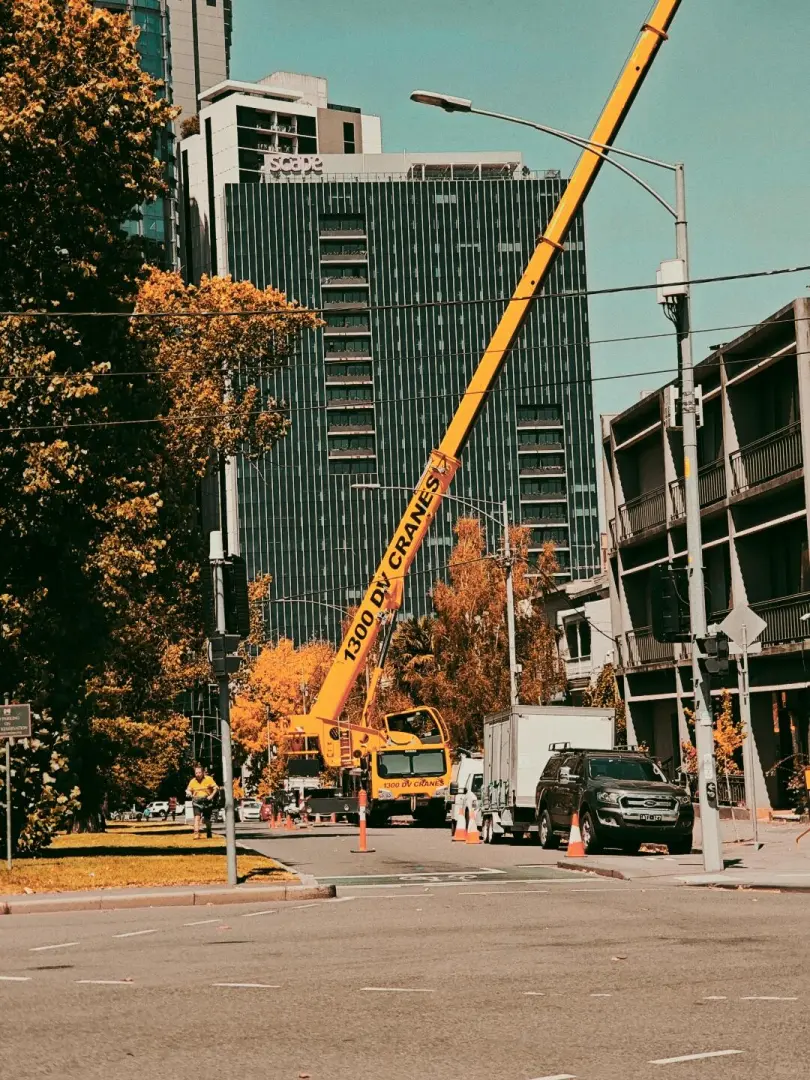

[556,859,628,881]
[680,879,810,893]
[0,881,336,916]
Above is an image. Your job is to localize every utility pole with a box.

[209,529,238,887]
[503,500,519,707]
[673,164,724,874]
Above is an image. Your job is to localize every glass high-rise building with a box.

[183,77,600,644]
[96,0,177,268]
[230,163,599,643]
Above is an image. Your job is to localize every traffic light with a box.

[223,555,251,638]
[701,632,730,675]
[651,565,690,642]
[209,634,242,677]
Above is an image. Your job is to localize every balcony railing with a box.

[669,459,727,519]
[730,421,802,494]
[618,486,666,541]
[319,250,368,263]
[751,591,810,644]
[626,628,673,667]
[565,657,593,681]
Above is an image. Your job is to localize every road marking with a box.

[590,992,612,997]
[740,995,798,1001]
[240,909,279,918]
[650,1050,743,1066]
[29,942,79,952]
[293,903,319,910]
[327,896,354,903]
[0,975,31,982]
[213,982,281,989]
[76,980,132,986]
[184,919,221,926]
[524,991,546,996]
[529,1074,577,1079]
[113,929,159,939]
[361,986,434,993]
[703,996,727,1000]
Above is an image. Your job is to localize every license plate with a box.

[639,813,664,821]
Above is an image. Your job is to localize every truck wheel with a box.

[539,809,557,850]
[667,837,693,855]
[580,811,601,855]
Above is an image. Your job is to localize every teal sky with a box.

[231,0,809,423]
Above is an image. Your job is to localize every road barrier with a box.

[453,803,467,842]
[350,789,375,853]
[566,811,585,858]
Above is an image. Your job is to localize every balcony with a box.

[324,350,371,360]
[319,228,366,239]
[519,464,566,476]
[565,656,593,682]
[669,459,727,519]
[517,418,564,430]
[322,300,368,311]
[751,592,810,645]
[618,487,666,541]
[730,422,802,495]
[626,628,674,667]
[321,275,368,287]
[320,250,368,263]
[328,448,376,460]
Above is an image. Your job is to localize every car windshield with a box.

[588,756,667,783]
[242,801,261,808]
[376,750,447,778]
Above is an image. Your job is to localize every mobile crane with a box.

[288,1,683,824]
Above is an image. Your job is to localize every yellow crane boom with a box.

[295,0,682,749]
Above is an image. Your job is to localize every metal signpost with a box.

[1,702,32,872]
[718,605,767,847]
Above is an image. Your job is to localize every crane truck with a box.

[285,1,682,824]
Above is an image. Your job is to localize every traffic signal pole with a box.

[674,164,724,874]
[210,529,239,887]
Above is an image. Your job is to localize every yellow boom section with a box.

[305,0,682,731]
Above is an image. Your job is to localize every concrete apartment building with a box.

[603,298,810,810]
[180,73,601,644]
[179,72,382,281]
[165,0,232,120]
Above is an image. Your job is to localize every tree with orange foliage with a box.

[388,519,565,748]
[681,690,744,774]
[231,638,336,787]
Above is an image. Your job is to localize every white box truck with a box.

[478,705,614,843]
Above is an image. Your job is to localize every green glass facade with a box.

[97,0,177,268]
[225,169,599,643]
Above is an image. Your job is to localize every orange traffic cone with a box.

[566,811,586,857]
[285,813,294,831]
[452,802,467,842]
[465,809,481,845]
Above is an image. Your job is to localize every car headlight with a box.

[678,794,692,806]
[377,789,394,800]
[596,791,620,805]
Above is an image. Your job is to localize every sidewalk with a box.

[558,818,810,890]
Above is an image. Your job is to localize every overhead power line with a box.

[0,262,807,321]
[0,308,804,386]
[0,342,801,436]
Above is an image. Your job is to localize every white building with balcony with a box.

[603,298,810,809]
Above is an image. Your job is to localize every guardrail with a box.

[626,627,673,666]
[730,422,801,494]
[618,487,666,540]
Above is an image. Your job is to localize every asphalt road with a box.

[1,824,807,1080]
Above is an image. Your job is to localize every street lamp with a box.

[411,92,724,874]
[352,483,519,706]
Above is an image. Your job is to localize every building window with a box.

[343,121,356,154]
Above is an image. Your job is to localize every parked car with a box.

[143,801,170,820]
[259,799,275,822]
[447,753,483,833]
[534,748,694,855]
[237,799,262,823]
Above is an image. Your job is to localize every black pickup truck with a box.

[534,748,694,855]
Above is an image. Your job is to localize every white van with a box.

[448,753,484,835]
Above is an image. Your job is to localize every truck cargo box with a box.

[483,706,614,812]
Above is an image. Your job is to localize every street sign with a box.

[719,604,767,646]
[0,704,31,739]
